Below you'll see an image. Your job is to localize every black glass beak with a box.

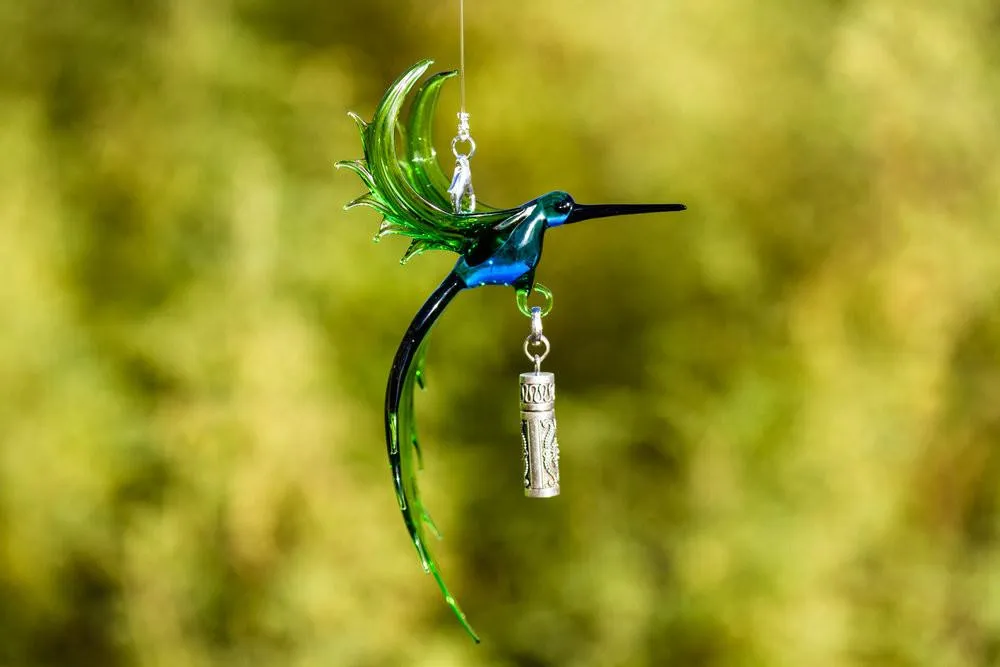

[565,203,686,224]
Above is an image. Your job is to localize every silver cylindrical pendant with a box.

[520,371,560,498]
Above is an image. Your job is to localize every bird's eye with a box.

[556,200,572,214]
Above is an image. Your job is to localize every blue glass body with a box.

[454,192,571,289]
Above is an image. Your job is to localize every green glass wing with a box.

[337,60,513,264]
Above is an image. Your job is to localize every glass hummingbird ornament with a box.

[336,60,685,642]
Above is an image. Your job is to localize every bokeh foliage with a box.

[2,0,1000,665]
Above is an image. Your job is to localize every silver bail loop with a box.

[530,306,543,338]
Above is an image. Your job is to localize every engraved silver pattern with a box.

[540,419,559,486]
[521,421,530,488]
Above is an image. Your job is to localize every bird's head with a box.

[539,190,686,229]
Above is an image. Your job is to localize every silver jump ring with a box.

[524,334,550,370]
[452,135,476,159]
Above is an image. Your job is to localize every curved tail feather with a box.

[405,70,459,211]
[385,271,479,641]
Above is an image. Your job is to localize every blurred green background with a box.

[3,1,1000,665]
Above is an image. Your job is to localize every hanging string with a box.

[459,0,467,113]
[449,0,476,213]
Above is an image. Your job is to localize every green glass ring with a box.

[516,283,553,318]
